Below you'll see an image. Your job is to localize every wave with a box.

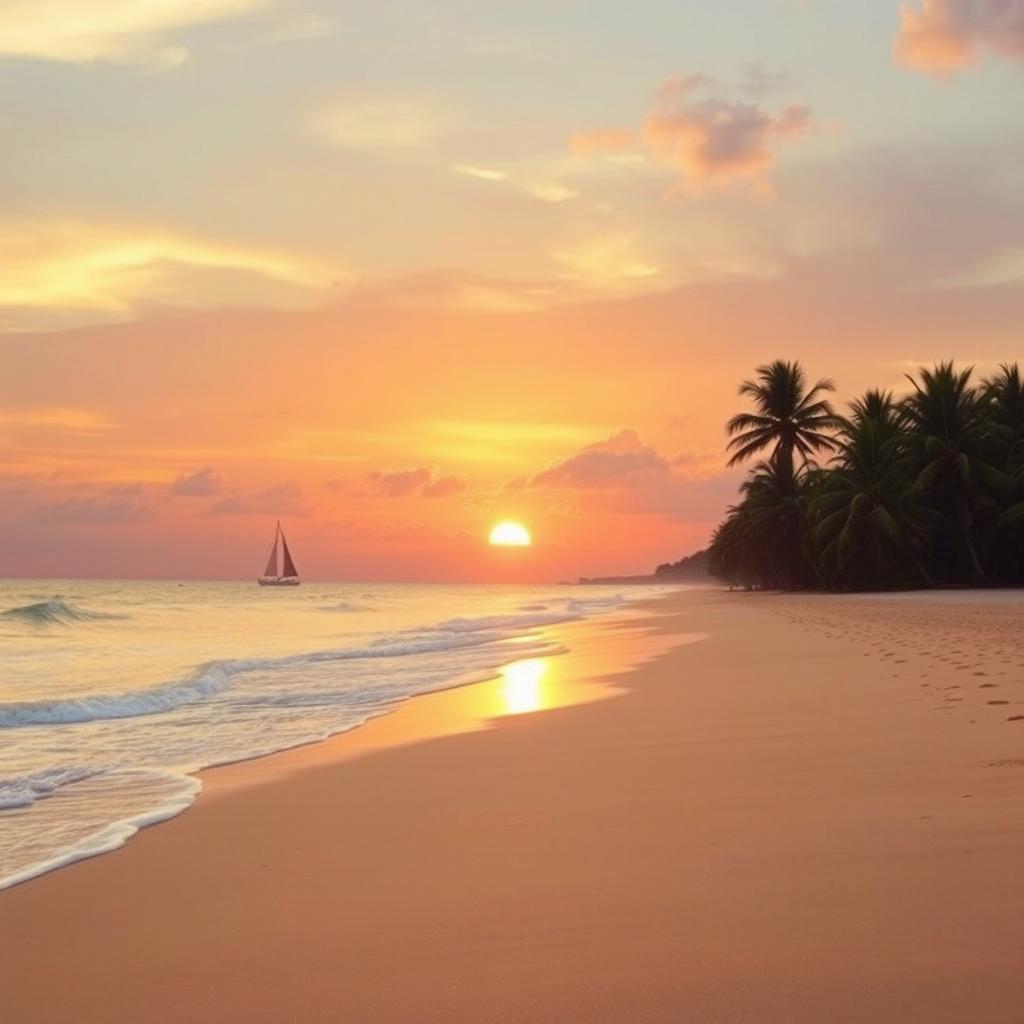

[433,611,576,633]
[0,624,548,729]
[0,599,125,627]
[0,663,235,728]
[0,765,103,810]
[567,595,625,612]
[0,770,200,891]
[434,598,622,635]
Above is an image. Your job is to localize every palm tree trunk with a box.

[906,543,937,588]
[773,445,796,496]
[955,490,989,585]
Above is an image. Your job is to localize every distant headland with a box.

[578,549,711,586]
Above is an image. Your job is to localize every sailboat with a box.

[258,521,301,586]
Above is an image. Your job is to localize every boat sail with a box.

[258,521,301,586]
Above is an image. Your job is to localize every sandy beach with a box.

[3,587,1024,1023]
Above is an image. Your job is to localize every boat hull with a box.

[257,577,301,587]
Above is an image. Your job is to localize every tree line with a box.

[707,360,1024,591]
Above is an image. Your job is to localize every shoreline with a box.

[0,589,671,892]
[197,599,690,801]
[3,588,1024,1022]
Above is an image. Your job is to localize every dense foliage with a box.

[708,360,1024,591]
[655,549,711,581]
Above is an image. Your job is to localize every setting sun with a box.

[488,521,532,547]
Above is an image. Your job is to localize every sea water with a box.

[0,579,660,889]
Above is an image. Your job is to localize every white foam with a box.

[0,765,103,810]
[0,771,200,891]
[0,629,532,728]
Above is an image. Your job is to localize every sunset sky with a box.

[3,0,1024,581]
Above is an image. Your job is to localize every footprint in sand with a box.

[1008,715,1024,722]
[987,700,1010,706]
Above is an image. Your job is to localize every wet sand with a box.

[3,588,1024,1023]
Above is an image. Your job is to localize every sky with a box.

[2,0,1024,581]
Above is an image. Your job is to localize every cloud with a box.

[0,0,270,67]
[170,467,221,497]
[306,96,452,150]
[452,164,508,182]
[34,484,147,526]
[572,73,813,192]
[369,467,465,499]
[525,182,579,203]
[532,429,734,520]
[209,484,306,516]
[451,164,578,204]
[896,0,1024,72]
[533,429,671,489]
[422,475,464,499]
[552,236,662,291]
[369,466,432,497]
[0,219,340,332]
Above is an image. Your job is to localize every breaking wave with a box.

[0,628,541,729]
[1,599,125,627]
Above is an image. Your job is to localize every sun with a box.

[489,521,532,547]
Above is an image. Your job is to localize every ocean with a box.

[0,579,660,889]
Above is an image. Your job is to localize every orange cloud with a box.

[422,476,465,499]
[209,484,308,517]
[369,467,433,497]
[572,73,812,192]
[533,429,670,489]
[368,467,465,499]
[170,468,222,497]
[896,0,1024,72]
[35,484,148,526]
[531,429,735,523]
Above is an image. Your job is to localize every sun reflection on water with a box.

[500,658,548,715]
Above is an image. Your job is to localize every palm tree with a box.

[982,363,1024,474]
[708,359,1024,592]
[708,513,753,589]
[808,390,934,588]
[710,458,812,589]
[901,363,1004,584]
[726,360,840,484]
[983,364,1024,581]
